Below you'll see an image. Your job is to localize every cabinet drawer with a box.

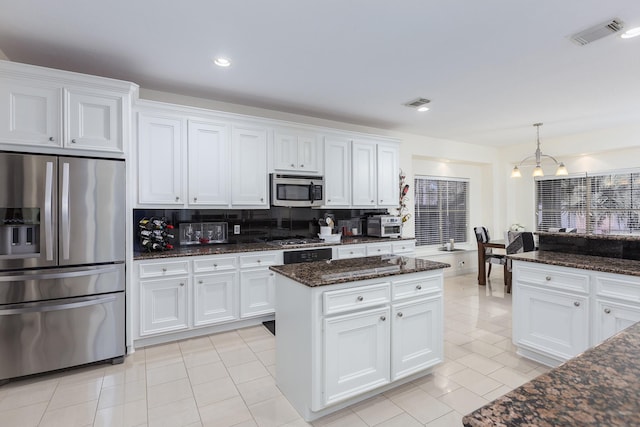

[366,243,393,256]
[335,245,367,259]
[515,263,590,294]
[239,252,282,268]
[595,273,640,303]
[392,274,442,301]
[323,283,390,315]
[193,256,237,272]
[138,260,190,278]
[392,241,415,254]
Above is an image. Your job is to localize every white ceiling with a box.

[1,1,639,147]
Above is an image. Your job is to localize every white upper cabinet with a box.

[376,142,399,208]
[352,141,377,207]
[66,88,123,152]
[273,129,320,173]
[137,113,184,205]
[0,79,62,147]
[187,120,229,206]
[0,60,135,155]
[324,136,352,207]
[232,124,269,208]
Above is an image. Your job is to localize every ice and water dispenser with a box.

[0,208,40,257]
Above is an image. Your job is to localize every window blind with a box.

[535,169,640,234]
[414,176,469,246]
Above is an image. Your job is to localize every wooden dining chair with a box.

[474,226,506,278]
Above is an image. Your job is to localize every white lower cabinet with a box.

[513,261,640,366]
[193,271,238,326]
[275,268,444,421]
[514,284,589,362]
[240,269,276,317]
[324,307,391,405]
[391,296,442,380]
[140,276,188,336]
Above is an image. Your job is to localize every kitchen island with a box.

[270,255,449,421]
[463,321,640,427]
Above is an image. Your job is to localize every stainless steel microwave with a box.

[270,174,324,207]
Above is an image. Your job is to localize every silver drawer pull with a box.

[162,268,167,272]
[416,285,422,290]
[213,264,218,268]
[574,301,580,307]
[545,276,551,281]
[180,283,184,287]
[604,308,611,314]
[357,296,364,302]
[397,312,403,318]
[49,136,54,141]
[198,280,203,284]
[380,316,386,321]
[257,259,262,263]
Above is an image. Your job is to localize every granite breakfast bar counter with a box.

[270,255,450,421]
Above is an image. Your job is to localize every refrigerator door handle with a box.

[0,294,118,315]
[44,161,54,261]
[0,264,120,282]
[61,162,70,260]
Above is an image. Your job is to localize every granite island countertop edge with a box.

[507,250,640,277]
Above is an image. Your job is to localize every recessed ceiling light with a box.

[621,27,640,39]
[417,106,430,112]
[213,57,231,67]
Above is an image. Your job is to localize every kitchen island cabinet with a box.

[271,255,449,421]
[511,251,640,366]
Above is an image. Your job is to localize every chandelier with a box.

[510,123,568,178]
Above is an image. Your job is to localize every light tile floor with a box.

[0,271,550,427]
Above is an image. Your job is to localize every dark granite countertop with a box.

[463,321,640,427]
[269,256,450,287]
[133,237,415,261]
[507,251,640,277]
[536,231,640,242]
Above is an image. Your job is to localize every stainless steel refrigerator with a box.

[0,152,126,383]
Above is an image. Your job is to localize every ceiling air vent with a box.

[404,98,431,108]
[570,18,624,46]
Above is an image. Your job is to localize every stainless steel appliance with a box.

[271,174,324,207]
[0,153,126,383]
[367,215,403,238]
[282,247,332,264]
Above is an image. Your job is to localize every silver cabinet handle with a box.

[371,200,374,203]
[291,163,295,167]
[175,196,180,202]
[380,200,383,203]
[357,296,364,302]
[380,316,386,321]
[71,139,77,143]
[260,198,264,202]
[257,259,262,263]
[545,276,551,281]
[300,164,304,167]
[604,308,611,314]
[162,268,167,272]
[198,280,203,284]
[397,312,403,317]
[49,136,54,141]
[270,273,274,276]
[416,285,422,290]
[328,199,332,202]
[180,283,184,287]
[194,197,197,202]
[574,301,581,307]
[213,264,218,268]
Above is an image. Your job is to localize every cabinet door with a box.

[324,307,390,406]
[187,120,229,206]
[514,284,589,361]
[140,276,188,336]
[297,135,319,172]
[324,137,351,207]
[66,89,122,152]
[391,297,442,380]
[0,80,62,147]
[351,141,377,207]
[232,125,268,207]
[194,272,238,326]
[377,143,399,208]
[594,299,640,344]
[273,132,299,171]
[137,114,184,205]
[239,268,275,317]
